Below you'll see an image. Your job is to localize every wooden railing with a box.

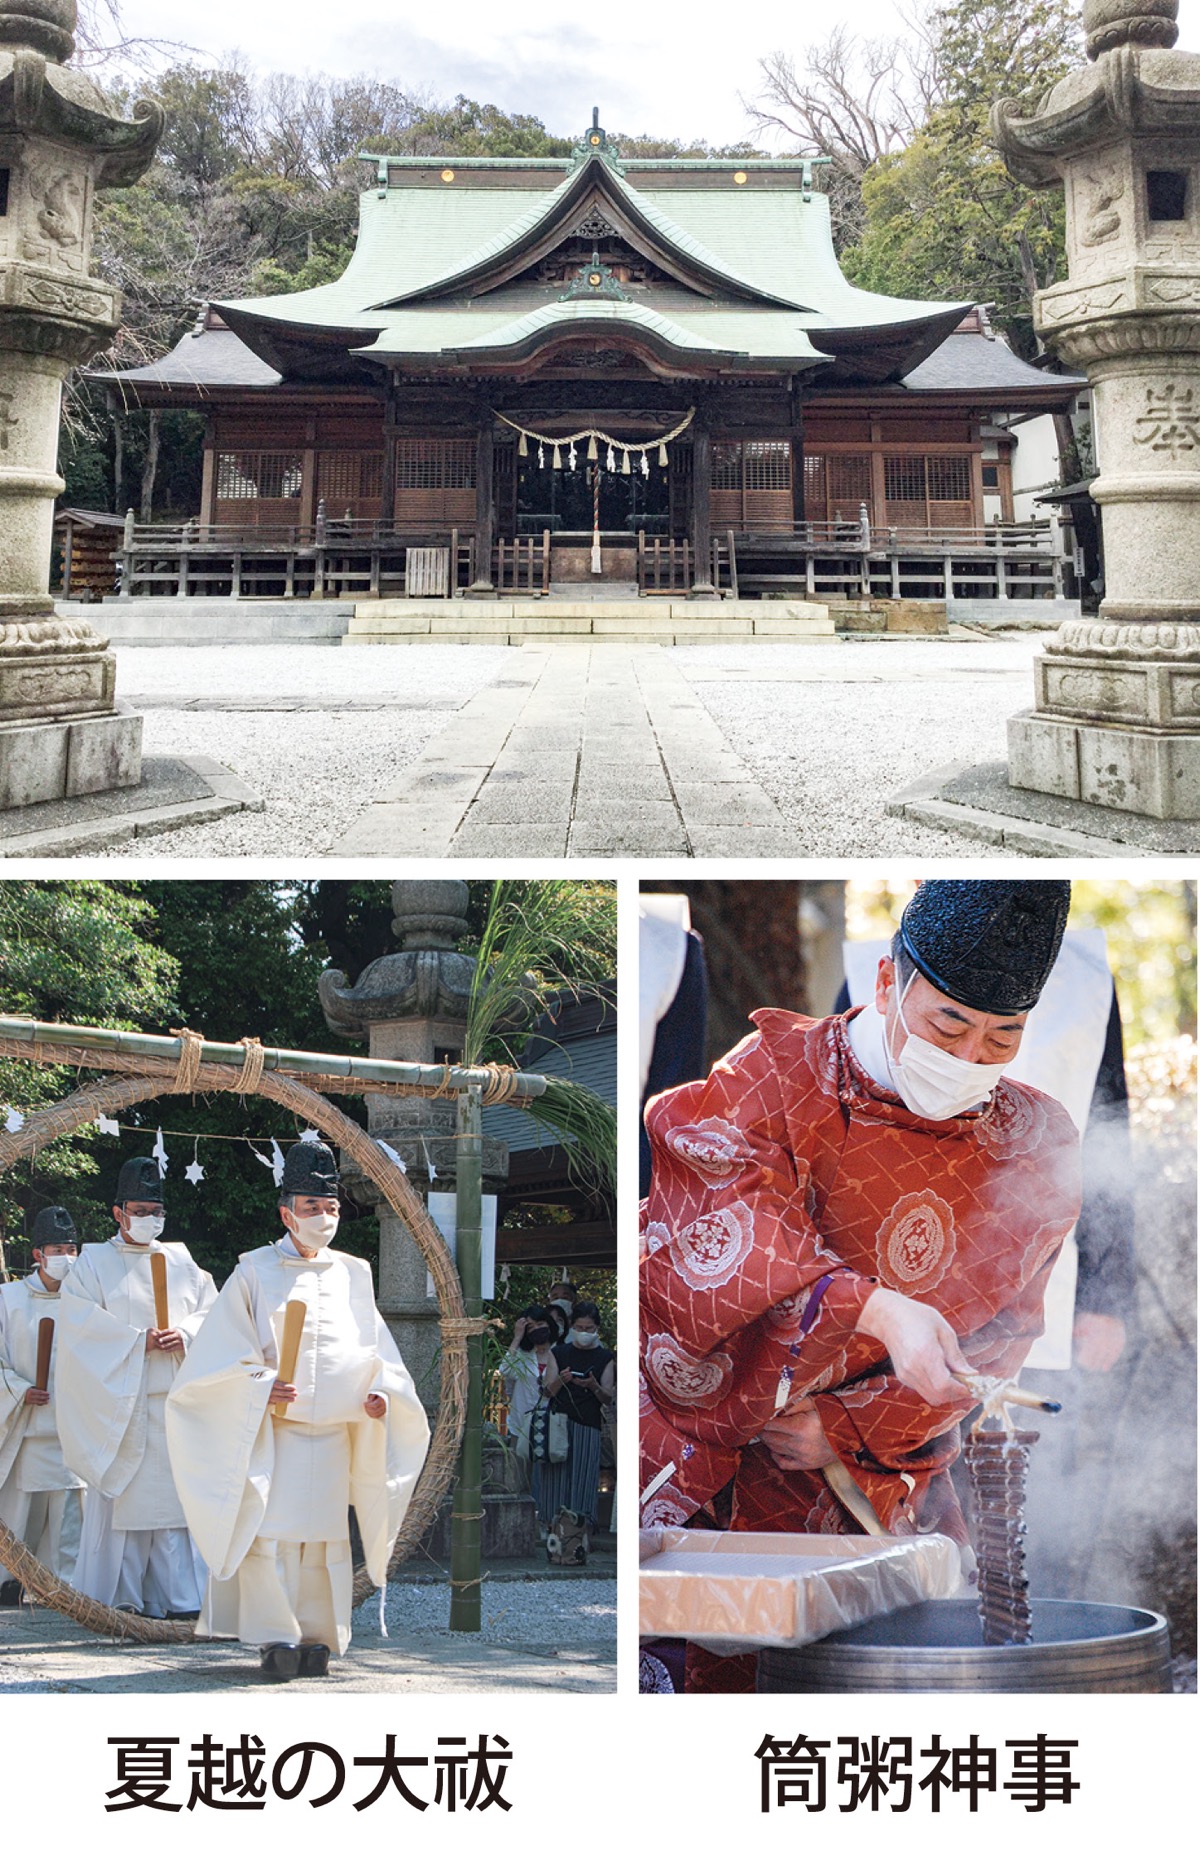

[493,531,551,595]
[116,516,475,599]
[638,532,691,594]
[726,518,1066,601]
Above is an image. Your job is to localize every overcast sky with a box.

[115,0,1200,149]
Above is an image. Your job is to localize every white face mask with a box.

[288,1212,339,1251]
[124,1214,164,1245]
[41,1254,75,1280]
[571,1328,600,1348]
[885,976,1014,1121]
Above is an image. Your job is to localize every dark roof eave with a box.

[808,304,972,382]
[215,302,386,377]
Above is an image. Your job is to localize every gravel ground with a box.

[680,634,1043,855]
[104,644,511,857]
[357,1576,617,1657]
[96,634,1046,858]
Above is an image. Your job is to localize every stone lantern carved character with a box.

[992,0,1200,818]
[0,1,164,812]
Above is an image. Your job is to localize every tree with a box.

[844,0,1083,359]
[0,883,180,1265]
[748,8,941,249]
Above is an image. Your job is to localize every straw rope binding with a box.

[0,1055,471,1643]
[170,1028,204,1094]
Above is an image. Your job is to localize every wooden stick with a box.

[822,1458,889,1538]
[150,1251,169,1331]
[35,1318,54,1393]
[273,1300,307,1419]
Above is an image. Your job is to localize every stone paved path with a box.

[337,646,804,856]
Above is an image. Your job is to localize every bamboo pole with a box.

[0,1016,546,1104]
[449,1084,484,1633]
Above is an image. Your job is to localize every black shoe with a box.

[0,1581,22,1608]
[259,1644,301,1681]
[165,1610,200,1621]
[298,1644,331,1677]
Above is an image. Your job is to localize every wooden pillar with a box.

[468,409,495,593]
[380,375,398,531]
[200,443,216,534]
[790,379,806,529]
[689,404,717,597]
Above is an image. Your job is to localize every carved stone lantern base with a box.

[0,616,141,809]
[1009,618,1200,818]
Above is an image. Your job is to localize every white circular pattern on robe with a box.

[663,1116,754,1183]
[973,1083,1046,1158]
[639,1649,677,1694]
[809,1483,851,1534]
[670,1201,755,1291]
[644,1330,734,1407]
[641,1219,670,1258]
[640,1489,694,1529]
[764,1286,812,1332]
[876,1189,958,1292]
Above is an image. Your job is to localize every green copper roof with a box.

[209,147,965,372]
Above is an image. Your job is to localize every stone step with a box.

[344,597,837,644]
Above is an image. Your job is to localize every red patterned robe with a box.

[639,1008,1081,1691]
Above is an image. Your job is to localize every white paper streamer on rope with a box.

[299,1128,321,1144]
[499,1263,511,1301]
[495,405,695,462]
[376,1139,408,1174]
[4,1107,25,1133]
[251,1139,286,1186]
[420,1136,438,1182]
[185,1159,205,1185]
[152,1127,169,1176]
[95,1115,120,1137]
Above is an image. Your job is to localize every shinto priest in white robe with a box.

[165,1236,430,1653]
[56,1235,216,1613]
[0,1272,85,1582]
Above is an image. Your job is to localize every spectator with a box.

[498,1305,560,1525]
[544,1303,615,1531]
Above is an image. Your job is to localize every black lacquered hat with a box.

[279,1139,340,1200]
[31,1205,76,1245]
[114,1155,164,1205]
[899,880,1071,1015]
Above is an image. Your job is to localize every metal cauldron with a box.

[757,1598,1172,1693]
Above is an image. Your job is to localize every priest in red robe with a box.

[639,880,1082,1692]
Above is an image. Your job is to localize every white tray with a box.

[640,1527,963,1651]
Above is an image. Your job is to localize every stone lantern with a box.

[993,1,1200,819]
[0,2,162,807]
[318,881,516,1411]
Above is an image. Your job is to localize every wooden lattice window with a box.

[395,440,475,491]
[884,452,975,528]
[712,442,742,490]
[216,453,303,501]
[711,438,792,529]
[317,452,384,505]
[807,454,872,523]
[742,440,792,491]
[884,456,926,503]
[927,455,972,501]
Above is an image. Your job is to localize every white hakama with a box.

[0,1278,85,1584]
[56,1236,215,1614]
[166,1240,429,1654]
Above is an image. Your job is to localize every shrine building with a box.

[104,113,1082,603]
